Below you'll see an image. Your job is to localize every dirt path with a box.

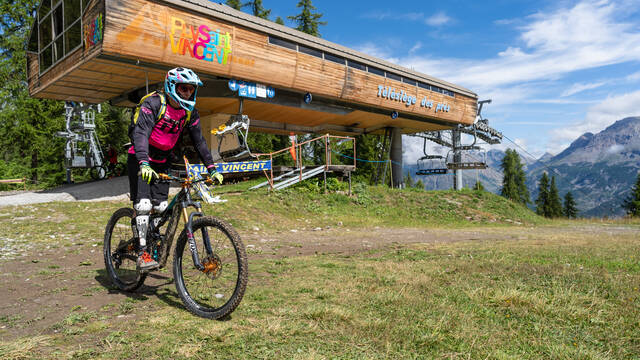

[1,224,638,342]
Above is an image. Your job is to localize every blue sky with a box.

[247,0,640,160]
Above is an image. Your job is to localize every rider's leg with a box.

[150,161,171,228]
[134,197,158,270]
[127,154,159,270]
[134,199,152,247]
[152,201,168,228]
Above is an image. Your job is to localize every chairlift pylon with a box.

[445,127,488,170]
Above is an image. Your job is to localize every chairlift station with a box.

[27,0,495,187]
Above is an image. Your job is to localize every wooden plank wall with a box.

[28,0,105,100]
[102,0,476,126]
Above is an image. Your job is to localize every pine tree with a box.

[275,16,285,25]
[243,0,271,19]
[473,181,485,191]
[0,1,132,188]
[404,171,414,188]
[0,0,65,187]
[288,0,326,37]
[535,172,550,216]
[225,0,243,10]
[563,191,578,218]
[622,172,640,217]
[414,179,424,190]
[548,176,563,217]
[500,149,529,205]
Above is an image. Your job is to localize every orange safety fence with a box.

[0,178,27,190]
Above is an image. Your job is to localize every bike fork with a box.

[182,207,214,271]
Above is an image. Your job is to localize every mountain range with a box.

[407,116,640,217]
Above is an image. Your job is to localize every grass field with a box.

[0,184,638,359]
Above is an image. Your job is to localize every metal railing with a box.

[253,134,356,191]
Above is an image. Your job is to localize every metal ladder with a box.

[249,166,325,191]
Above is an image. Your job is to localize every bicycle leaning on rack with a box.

[103,172,248,319]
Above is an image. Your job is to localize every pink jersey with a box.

[129,106,189,162]
[129,92,212,167]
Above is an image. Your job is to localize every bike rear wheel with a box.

[104,207,147,291]
[173,216,248,319]
[91,165,107,180]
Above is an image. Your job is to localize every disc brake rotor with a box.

[202,254,222,280]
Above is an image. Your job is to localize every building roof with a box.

[162,0,477,98]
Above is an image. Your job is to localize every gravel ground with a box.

[0,176,131,206]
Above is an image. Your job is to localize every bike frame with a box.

[148,175,213,271]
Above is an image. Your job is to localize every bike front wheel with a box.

[173,216,248,319]
[103,207,147,291]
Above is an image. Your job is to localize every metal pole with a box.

[323,170,327,194]
[452,129,462,190]
[390,127,403,188]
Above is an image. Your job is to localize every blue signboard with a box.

[228,78,274,99]
[228,79,238,91]
[238,81,257,98]
[188,161,272,175]
[266,86,275,98]
[218,160,271,173]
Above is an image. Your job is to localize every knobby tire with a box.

[103,207,147,291]
[173,216,248,319]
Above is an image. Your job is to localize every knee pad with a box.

[134,198,152,215]
[153,201,168,214]
[136,215,149,247]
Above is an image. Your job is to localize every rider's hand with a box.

[208,168,223,184]
[140,162,158,184]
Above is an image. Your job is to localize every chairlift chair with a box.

[214,113,253,162]
[445,129,488,170]
[415,138,448,176]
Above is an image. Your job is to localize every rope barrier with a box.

[331,150,403,166]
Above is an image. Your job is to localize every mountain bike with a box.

[103,172,248,319]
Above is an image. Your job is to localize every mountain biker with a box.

[127,67,223,271]
[107,145,118,176]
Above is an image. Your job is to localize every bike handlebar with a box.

[157,173,214,185]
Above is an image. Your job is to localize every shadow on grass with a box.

[94,269,185,311]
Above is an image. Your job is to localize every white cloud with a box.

[356,1,640,156]
[626,71,640,82]
[425,12,451,26]
[361,11,424,21]
[606,144,625,154]
[360,11,393,20]
[409,42,423,54]
[549,89,640,149]
[498,47,526,58]
[526,98,600,104]
[561,81,606,97]
[494,18,518,26]
[489,138,542,159]
[392,1,640,96]
[352,42,398,63]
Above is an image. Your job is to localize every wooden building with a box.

[27,0,478,184]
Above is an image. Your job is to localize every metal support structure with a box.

[451,129,463,190]
[55,102,104,183]
[409,99,502,190]
[390,127,403,188]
